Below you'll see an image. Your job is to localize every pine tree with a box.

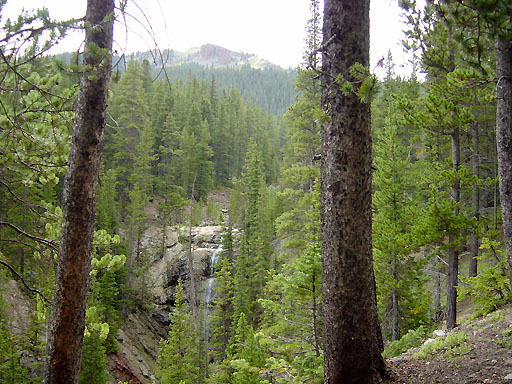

[209,249,234,362]
[276,0,322,258]
[276,66,321,252]
[225,313,267,384]
[373,101,430,341]
[88,270,122,353]
[212,92,232,187]
[96,169,119,233]
[226,88,244,178]
[399,0,504,328]
[78,332,108,384]
[0,295,29,384]
[259,243,323,384]
[157,280,201,384]
[233,140,268,325]
[43,1,114,381]
[141,58,153,94]
[232,232,253,321]
[0,57,73,294]
[108,60,151,217]
[179,101,214,199]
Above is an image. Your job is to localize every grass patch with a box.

[413,331,469,360]
[494,328,512,349]
[383,326,429,358]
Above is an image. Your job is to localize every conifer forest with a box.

[0,0,511,383]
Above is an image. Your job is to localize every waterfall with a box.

[202,242,223,360]
[201,241,223,372]
[203,243,223,307]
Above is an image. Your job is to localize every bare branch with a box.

[0,221,57,250]
[0,259,50,304]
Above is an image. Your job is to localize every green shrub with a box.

[383,326,429,358]
[413,331,468,360]
[494,328,512,349]
[458,236,510,317]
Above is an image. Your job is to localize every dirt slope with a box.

[384,303,512,384]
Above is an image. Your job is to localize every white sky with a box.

[3,0,415,77]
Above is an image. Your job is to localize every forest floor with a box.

[383,302,512,384]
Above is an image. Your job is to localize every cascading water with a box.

[203,243,223,307]
[202,241,223,363]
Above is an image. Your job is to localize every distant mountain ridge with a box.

[174,43,281,69]
[126,43,282,70]
[54,44,296,114]
[114,44,296,115]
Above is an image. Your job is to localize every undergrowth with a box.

[412,331,468,360]
[458,236,510,318]
[383,326,429,358]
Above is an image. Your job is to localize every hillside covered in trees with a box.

[56,47,297,115]
[0,0,511,383]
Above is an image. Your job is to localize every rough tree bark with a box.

[496,38,512,293]
[320,1,387,383]
[42,1,114,383]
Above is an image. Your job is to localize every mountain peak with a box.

[176,43,279,69]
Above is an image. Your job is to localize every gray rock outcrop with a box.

[113,223,225,382]
[141,224,224,313]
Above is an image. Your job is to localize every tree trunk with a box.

[433,255,442,322]
[320,1,386,382]
[469,121,480,278]
[122,222,135,320]
[391,256,399,341]
[42,1,114,383]
[446,126,460,330]
[494,154,499,231]
[495,38,512,292]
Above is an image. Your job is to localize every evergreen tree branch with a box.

[0,179,51,218]
[0,238,44,253]
[0,259,50,304]
[0,221,57,250]
[0,50,72,101]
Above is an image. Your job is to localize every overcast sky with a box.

[3,0,415,77]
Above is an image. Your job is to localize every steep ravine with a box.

[107,224,226,383]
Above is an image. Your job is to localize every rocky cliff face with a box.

[109,224,226,383]
[142,224,224,307]
[0,221,228,384]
